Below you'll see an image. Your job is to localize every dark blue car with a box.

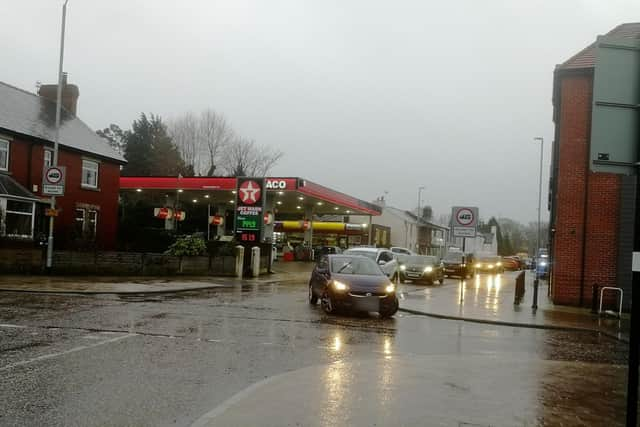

[308,254,399,318]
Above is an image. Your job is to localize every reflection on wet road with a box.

[0,272,629,426]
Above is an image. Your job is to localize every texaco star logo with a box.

[239,180,261,205]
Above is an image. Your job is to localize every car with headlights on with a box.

[536,254,550,279]
[474,255,504,274]
[308,254,399,318]
[398,255,444,285]
[442,252,475,278]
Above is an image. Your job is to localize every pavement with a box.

[399,270,630,341]
[0,263,628,340]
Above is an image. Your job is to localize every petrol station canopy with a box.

[119,176,382,217]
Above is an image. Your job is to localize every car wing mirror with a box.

[378,260,387,266]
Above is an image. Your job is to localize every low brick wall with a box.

[0,249,236,276]
[0,248,43,274]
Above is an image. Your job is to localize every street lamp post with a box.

[46,0,70,270]
[532,136,544,310]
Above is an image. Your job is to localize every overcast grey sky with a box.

[2,1,639,224]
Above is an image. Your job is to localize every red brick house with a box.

[0,78,125,250]
[549,23,640,308]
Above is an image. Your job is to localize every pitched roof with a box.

[558,23,640,70]
[0,173,39,201]
[0,82,125,163]
[385,205,449,231]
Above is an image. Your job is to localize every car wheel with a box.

[308,284,318,305]
[321,291,334,314]
[379,299,399,318]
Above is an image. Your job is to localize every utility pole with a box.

[626,166,640,426]
[532,137,544,310]
[46,0,69,270]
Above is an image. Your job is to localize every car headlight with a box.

[332,280,348,291]
[424,266,433,273]
[497,262,502,266]
[488,264,494,269]
[475,263,481,268]
[400,265,406,271]
[539,261,547,267]
[385,283,395,293]
[461,263,466,267]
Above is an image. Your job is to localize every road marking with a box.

[0,324,27,329]
[0,333,136,372]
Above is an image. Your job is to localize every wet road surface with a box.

[0,273,629,426]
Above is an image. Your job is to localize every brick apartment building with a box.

[0,77,125,249]
[549,23,640,308]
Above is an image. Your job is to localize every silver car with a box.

[343,247,399,278]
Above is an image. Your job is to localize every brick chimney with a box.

[38,73,80,115]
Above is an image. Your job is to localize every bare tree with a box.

[168,112,201,174]
[222,138,283,177]
[199,109,234,176]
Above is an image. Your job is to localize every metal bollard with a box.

[532,275,539,310]
[591,284,600,314]
[235,245,244,279]
[251,246,260,278]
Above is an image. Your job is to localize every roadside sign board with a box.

[234,177,265,243]
[42,166,66,196]
[452,206,478,238]
[590,36,640,175]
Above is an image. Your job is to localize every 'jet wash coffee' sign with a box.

[235,178,265,243]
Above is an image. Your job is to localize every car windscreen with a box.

[443,253,463,262]
[404,255,437,265]
[343,250,377,261]
[330,256,384,276]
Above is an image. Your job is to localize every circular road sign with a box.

[238,180,261,205]
[455,208,475,226]
[45,167,63,184]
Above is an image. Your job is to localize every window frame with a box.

[87,209,98,239]
[0,197,35,239]
[81,159,99,189]
[75,208,85,236]
[0,139,9,172]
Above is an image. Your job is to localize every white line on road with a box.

[0,324,27,329]
[0,333,136,372]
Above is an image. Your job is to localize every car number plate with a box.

[355,297,379,312]
[407,273,421,278]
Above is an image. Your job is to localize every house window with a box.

[75,208,98,240]
[0,139,9,171]
[44,149,53,168]
[75,209,85,236]
[81,160,99,189]
[1,198,35,238]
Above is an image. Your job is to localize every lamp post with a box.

[532,136,544,309]
[417,186,425,218]
[45,0,69,270]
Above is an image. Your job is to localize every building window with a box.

[0,139,9,171]
[1,198,35,238]
[75,208,98,240]
[81,160,99,189]
[75,209,85,236]
[87,210,98,239]
[44,149,53,168]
